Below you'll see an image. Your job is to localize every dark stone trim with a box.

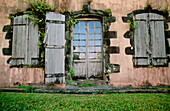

[165,24,169,30]
[2,48,12,55]
[167,17,170,22]
[108,47,120,54]
[104,31,117,38]
[122,17,131,22]
[106,64,120,73]
[127,9,166,18]
[123,31,131,38]
[125,47,134,55]
[165,31,170,38]
[109,16,116,23]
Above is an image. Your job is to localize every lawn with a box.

[0,92,169,110]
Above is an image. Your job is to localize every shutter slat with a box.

[45,12,65,84]
[149,13,167,66]
[134,13,150,66]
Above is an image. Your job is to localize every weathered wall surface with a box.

[0,0,170,87]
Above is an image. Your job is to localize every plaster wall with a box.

[0,0,170,87]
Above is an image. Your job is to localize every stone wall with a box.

[0,0,170,87]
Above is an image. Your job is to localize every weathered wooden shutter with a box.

[149,13,167,66]
[11,15,39,66]
[44,12,65,84]
[134,13,150,66]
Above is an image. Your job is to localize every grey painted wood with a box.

[11,15,39,66]
[149,13,167,66]
[134,13,150,66]
[45,12,65,84]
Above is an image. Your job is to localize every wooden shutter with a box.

[44,12,65,84]
[134,13,150,66]
[149,13,167,66]
[11,15,39,66]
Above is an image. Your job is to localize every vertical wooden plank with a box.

[149,13,167,66]
[45,12,65,84]
[134,13,150,66]
[28,17,39,65]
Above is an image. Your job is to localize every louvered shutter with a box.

[11,15,39,66]
[134,13,150,66]
[149,13,167,66]
[44,12,65,84]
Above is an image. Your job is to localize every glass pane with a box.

[95,34,101,39]
[95,28,101,33]
[95,47,101,52]
[89,28,94,33]
[74,47,79,52]
[80,35,85,40]
[89,47,94,52]
[89,22,94,27]
[80,28,85,33]
[89,40,94,46]
[95,40,101,45]
[80,53,85,59]
[73,28,79,33]
[95,22,101,27]
[89,34,94,39]
[80,47,86,52]
[80,22,85,27]
[74,22,79,27]
[73,41,78,46]
[73,34,79,39]
[80,41,85,46]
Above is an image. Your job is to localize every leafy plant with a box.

[104,9,112,16]
[144,0,152,12]
[87,0,93,5]
[127,19,138,30]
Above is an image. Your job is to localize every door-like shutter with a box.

[149,13,167,66]
[134,13,150,66]
[44,12,65,84]
[11,15,39,66]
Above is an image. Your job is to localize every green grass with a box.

[0,92,169,110]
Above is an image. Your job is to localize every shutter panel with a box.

[11,15,39,66]
[45,12,65,84]
[149,13,167,66]
[134,13,150,66]
[11,15,28,66]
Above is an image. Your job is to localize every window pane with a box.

[89,47,94,52]
[95,47,101,52]
[89,28,94,33]
[80,28,85,33]
[80,47,86,52]
[73,41,78,46]
[89,34,94,39]
[74,47,79,52]
[80,22,85,27]
[73,34,79,39]
[80,35,85,40]
[89,40,94,46]
[95,40,101,45]
[89,22,94,27]
[95,22,101,27]
[95,28,101,33]
[74,22,79,27]
[80,41,85,46]
[73,28,79,33]
[80,53,85,59]
[95,34,101,39]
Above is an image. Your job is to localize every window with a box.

[133,13,167,67]
[72,19,103,79]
